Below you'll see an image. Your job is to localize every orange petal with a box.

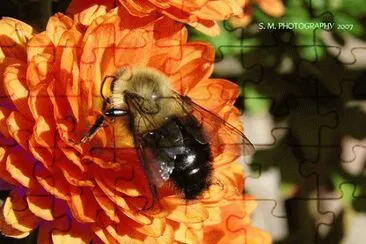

[92,186,120,223]
[257,0,285,17]
[6,111,33,149]
[79,10,163,113]
[121,209,155,226]
[0,17,33,60]
[174,222,203,244]
[203,197,266,244]
[2,187,39,232]
[27,187,69,221]
[47,27,82,122]
[0,148,18,185]
[241,226,273,244]
[0,209,29,238]
[46,13,75,46]
[27,32,54,64]
[57,159,94,187]
[167,0,208,11]
[94,176,130,211]
[73,5,108,26]
[67,0,116,15]
[31,115,56,153]
[92,221,118,244]
[199,181,227,203]
[0,107,11,138]
[57,140,85,172]
[51,216,93,244]
[34,164,71,201]
[230,14,253,28]
[188,19,220,36]
[215,162,245,195]
[193,0,242,20]
[117,212,166,238]
[3,61,32,118]
[144,223,175,244]
[120,0,156,17]
[6,148,36,187]
[68,187,99,223]
[29,136,54,170]
[93,164,147,198]
[188,78,239,112]
[165,43,214,94]
[161,197,209,224]
[26,54,54,91]
[95,213,145,243]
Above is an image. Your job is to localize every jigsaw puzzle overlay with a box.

[1,0,366,243]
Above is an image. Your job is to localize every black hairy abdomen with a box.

[143,116,213,199]
[169,118,212,199]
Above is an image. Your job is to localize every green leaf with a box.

[327,0,343,10]
[297,32,326,61]
[332,173,355,207]
[243,86,271,114]
[342,0,366,15]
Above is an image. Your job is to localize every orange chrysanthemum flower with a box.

[67,0,242,36]
[230,0,285,27]
[0,5,271,244]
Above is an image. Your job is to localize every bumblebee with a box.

[80,67,255,200]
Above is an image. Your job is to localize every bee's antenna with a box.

[100,75,116,102]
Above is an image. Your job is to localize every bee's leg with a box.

[80,115,106,144]
[79,108,128,144]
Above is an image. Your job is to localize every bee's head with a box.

[123,89,161,115]
[121,68,173,114]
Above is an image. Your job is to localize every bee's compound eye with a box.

[143,131,157,142]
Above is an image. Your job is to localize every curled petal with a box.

[6,111,33,149]
[34,164,71,201]
[3,62,32,118]
[68,187,99,223]
[92,186,120,223]
[6,148,36,187]
[2,187,39,233]
[0,148,18,185]
[51,216,93,244]
[0,18,33,60]
[0,108,11,137]
[0,212,29,238]
[73,5,108,26]
[26,186,69,221]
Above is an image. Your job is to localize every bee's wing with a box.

[174,94,255,156]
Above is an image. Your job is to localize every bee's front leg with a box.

[79,108,129,144]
